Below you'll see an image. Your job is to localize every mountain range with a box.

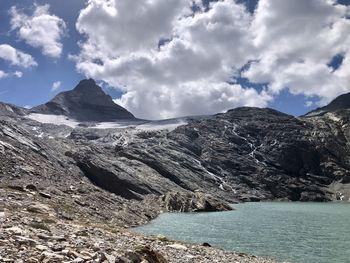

[1,79,350,217]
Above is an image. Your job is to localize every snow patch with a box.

[95,119,187,131]
[94,122,136,129]
[27,114,80,128]
[26,114,187,131]
[305,110,326,117]
[136,120,187,131]
[5,105,14,113]
[326,113,341,122]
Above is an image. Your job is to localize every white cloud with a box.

[305,101,314,107]
[10,4,66,58]
[76,0,188,57]
[0,44,37,68]
[0,69,24,79]
[13,71,23,78]
[51,81,62,91]
[73,0,270,119]
[0,71,8,79]
[244,0,350,102]
[73,0,350,119]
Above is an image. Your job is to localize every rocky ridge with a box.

[31,79,135,122]
[305,92,350,116]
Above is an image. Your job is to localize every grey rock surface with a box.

[31,79,135,122]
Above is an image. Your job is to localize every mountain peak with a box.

[31,79,135,122]
[74,79,98,91]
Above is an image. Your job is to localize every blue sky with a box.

[0,0,350,119]
[0,0,87,107]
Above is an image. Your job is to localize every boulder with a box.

[26,203,52,215]
[161,191,233,212]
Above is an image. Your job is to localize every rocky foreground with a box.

[0,186,281,263]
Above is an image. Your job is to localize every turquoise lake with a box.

[134,202,350,263]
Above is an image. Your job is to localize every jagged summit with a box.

[31,79,135,122]
[305,92,350,117]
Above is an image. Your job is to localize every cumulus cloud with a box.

[244,0,350,103]
[0,44,37,68]
[73,0,350,119]
[73,0,269,119]
[10,4,66,58]
[51,81,62,91]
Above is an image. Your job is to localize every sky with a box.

[0,0,350,119]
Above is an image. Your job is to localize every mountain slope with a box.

[305,92,350,116]
[31,79,135,122]
[70,107,350,202]
[2,80,350,214]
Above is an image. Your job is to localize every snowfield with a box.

[26,113,188,131]
[27,114,80,128]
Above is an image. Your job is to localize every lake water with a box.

[134,202,350,263]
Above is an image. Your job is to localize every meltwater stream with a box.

[134,202,350,263]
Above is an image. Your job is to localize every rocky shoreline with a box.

[0,186,284,263]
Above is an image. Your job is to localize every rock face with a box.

[160,191,233,212]
[70,106,349,203]
[31,79,135,122]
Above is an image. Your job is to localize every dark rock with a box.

[25,184,38,191]
[202,242,211,247]
[39,192,51,199]
[37,234,66,241]
[7,185,25,192]
[161,191,233,212]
